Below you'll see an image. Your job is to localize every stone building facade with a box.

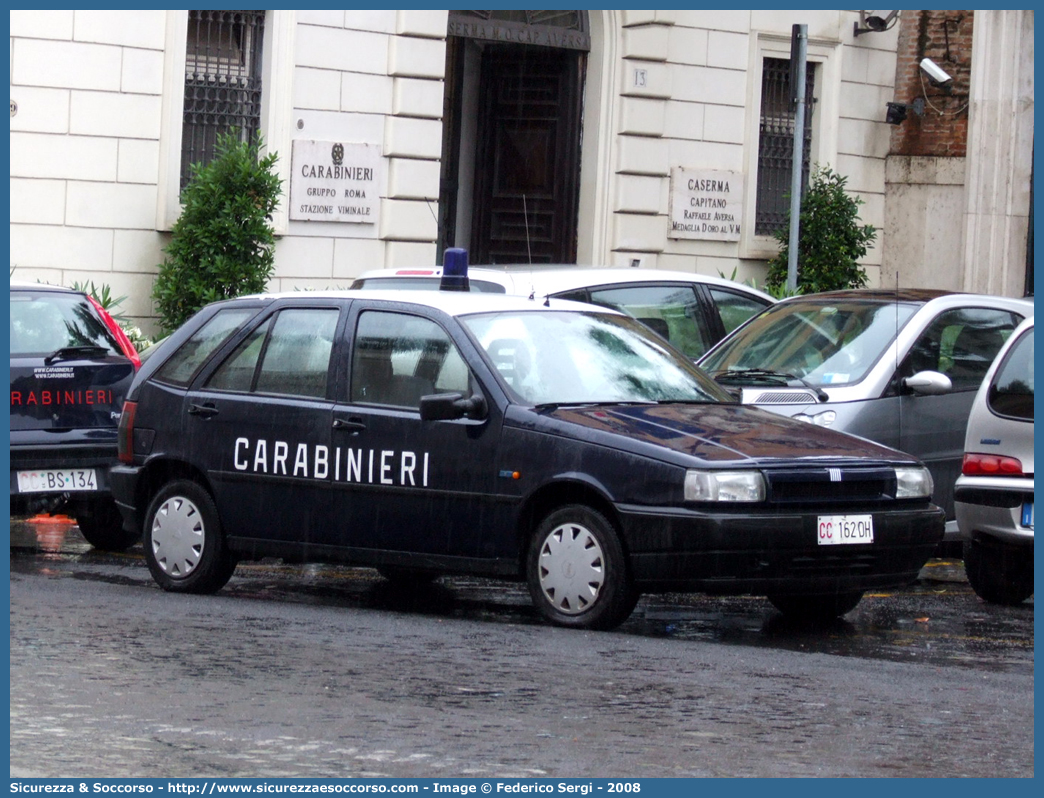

[883,9,1034,298]
[9,10,1033,334]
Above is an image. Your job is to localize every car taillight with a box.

[962,452,1024,476]
[118,401,137,463]
[88,295,141,370]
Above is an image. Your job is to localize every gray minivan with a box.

[699,289,1033,537]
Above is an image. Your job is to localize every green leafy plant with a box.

[717,268,803,300]
[765,166,876,294]
[71,280,129,324]
[747,278,804,300]
[70,280,153,352]
[153,131,282,334]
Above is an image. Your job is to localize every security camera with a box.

[919,58,953,89]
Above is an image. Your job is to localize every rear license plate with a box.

[17,469,98,493]
[817,514,873,545]
[1022,502,1033,528]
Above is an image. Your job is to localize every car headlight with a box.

[685,470,766,502]
[895,466,933,499]
[793,410,837,427]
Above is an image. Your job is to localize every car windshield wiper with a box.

[653,399,716,405]
[44,345,111,365]
[709,368,828,402]
[532,400,656,413]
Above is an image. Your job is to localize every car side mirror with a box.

[902,370,952,396]
[419,392,487,421]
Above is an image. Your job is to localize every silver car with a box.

[699,290,1034,535]
[954,317,1034,604]
[350,265,774,361]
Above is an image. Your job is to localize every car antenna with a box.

[896,271,902,436]
[523,194,532,265]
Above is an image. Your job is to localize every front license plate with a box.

[17,468,98,493]
[817,514,873,545]
[1022,502,1033,529]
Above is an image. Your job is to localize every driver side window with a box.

[902,308,1020,392]
[351,311,471,409]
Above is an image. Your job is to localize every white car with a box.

[350,265,774,361]
[954,316,1034,604]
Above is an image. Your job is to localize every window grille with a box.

[181,10,265,190]
[755,57,816,236]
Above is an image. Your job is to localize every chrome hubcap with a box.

[537,522,605,614]
[151,496,205,579]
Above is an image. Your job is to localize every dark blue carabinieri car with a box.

[10,281,140,551]
[110,285,944,629]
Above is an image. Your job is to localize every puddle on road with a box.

[9,517,1033,674]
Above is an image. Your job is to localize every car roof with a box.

[10,280,78,293]
[353,265,775,301]
[237,288,620,318]
[506,267,775,298]
[778,288,1034,307]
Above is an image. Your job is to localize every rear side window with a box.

[586,283,712,359]
[987,327,1033,420]
[207,309,339,398]
[904,308,1020,392]
[707,287,771,335]
[9,290,122,356]
[154,308,256,386]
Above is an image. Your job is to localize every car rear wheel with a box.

[767,590,864,621]
[526,505,639,630]
[143,480,237,594]
[75,499,139,552]
[963,538,1033,605]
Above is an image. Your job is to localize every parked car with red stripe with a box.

[10,281,140,550]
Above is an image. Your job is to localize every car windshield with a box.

[9,290,122,357]
[461,310,731,406]
[701,299,920,387]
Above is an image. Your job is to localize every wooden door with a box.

[470,46,582,264]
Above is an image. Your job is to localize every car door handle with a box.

[332,418,366,434]
[187,403,219,419]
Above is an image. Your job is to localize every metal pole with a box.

[787,25,808,293]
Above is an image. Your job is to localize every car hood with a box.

[523,403,915,466]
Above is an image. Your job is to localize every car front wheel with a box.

[143,480,237,594]
[526,505,639,630]
[963,538,1033,605]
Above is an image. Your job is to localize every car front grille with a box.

[764,466,896,505]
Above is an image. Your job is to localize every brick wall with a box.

[890,10,974,157]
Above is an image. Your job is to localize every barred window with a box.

[181,10,266,190]
[755,57,816,236]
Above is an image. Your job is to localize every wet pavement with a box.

[8,515,1033,675]
[9,515,1035,777]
